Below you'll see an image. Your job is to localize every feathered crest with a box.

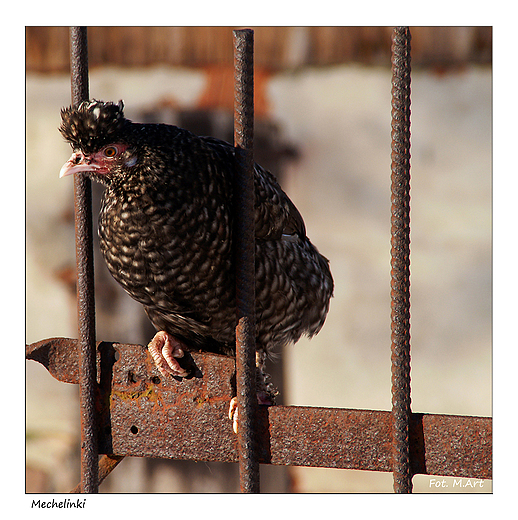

[59,100,127,152]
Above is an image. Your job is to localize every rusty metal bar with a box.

[26,338,493,481]
[69,26,99,494]
[390,26,413,494]
[232,28,260,494]
[70,455,124,494]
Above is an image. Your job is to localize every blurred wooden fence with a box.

[26,26,491,73]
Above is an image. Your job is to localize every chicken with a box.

[59,99,333,416]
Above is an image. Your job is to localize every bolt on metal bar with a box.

[69,26,99,494]
[233,28,260,493]
[390,26,413,494]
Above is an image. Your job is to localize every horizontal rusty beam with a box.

[27,338,492,480]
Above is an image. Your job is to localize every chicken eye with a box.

[104,146,118,158]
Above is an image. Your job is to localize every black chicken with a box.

[59,100,333,415]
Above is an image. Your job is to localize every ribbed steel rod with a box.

[233,28,260,493]
[70,26,99,494]
[390,26,413,494]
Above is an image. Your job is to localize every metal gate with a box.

[26,26,492,494]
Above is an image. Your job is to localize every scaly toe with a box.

[228,397,239,434]
[148,331,188,378]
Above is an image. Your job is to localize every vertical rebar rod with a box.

[233,28,260,493]
[70,26,98,494]
[390,26,413,494]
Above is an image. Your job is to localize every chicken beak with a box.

[59,152,101,178]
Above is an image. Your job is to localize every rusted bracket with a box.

[26,338,492,481]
